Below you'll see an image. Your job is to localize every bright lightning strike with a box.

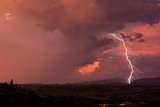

[111,34,135,84]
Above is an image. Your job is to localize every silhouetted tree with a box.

[9,79,14,86]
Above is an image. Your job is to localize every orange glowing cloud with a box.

[107,22,160,57]
[131,22,160,38]
[127,23,160,56]
[78,61,100,75]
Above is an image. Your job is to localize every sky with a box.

[0,0,160,83]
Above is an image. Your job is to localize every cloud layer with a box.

[0,0,159,83]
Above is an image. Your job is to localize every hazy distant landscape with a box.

[0,77,160,107]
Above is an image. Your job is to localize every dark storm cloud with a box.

[16,0,160,78]
[0,0,160,83]
[15,0,160,62]
[17,0,160,31]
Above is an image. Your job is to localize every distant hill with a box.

[72,77,160,86]
[131,77,160,86]
[21,77,160,86]
[73,78,127,85]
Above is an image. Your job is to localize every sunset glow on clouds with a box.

[78,61,100,75]
[123,23,160,56]
[0,0,160,83]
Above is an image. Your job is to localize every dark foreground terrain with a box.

[0,79,160,107]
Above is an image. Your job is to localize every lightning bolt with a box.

[5,13,14,21]
[111,34,135,84]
